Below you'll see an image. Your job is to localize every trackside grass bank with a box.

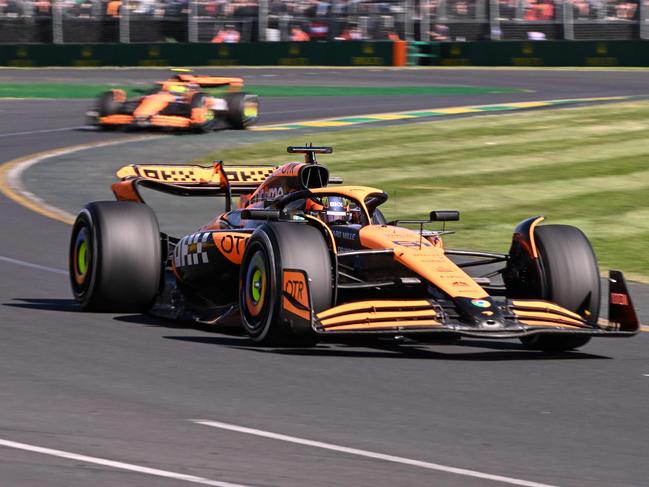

[199,100,649,281]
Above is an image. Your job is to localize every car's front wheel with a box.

[239,222,332,345]
[519,224,600,351]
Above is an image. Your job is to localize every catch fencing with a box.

[1,0,647,44]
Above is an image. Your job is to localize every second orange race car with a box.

[86,71,259,132]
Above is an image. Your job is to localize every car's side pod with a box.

[502,216,547,299]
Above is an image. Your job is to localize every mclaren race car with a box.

[69,146,639,351]
[86,72,259,132]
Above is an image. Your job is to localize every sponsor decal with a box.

[253,185,284,202]
[436,266,455,273]
[611,293,629,306]
[226,167,275,184]
[282,269,311,320]
[285,277,305,303]
[471,299,491,308]
[452,281,469,287]
[393,240,431,248]
[332,229,358,240]
[212,232,249,264]
[277,163,302,176]
[263,186,284,200]
[142,167,200,183]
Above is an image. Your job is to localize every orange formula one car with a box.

[86,72,259,132]
[69,146,639,351]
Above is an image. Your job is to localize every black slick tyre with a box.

[97,90,123,117]
[69,201,162,312]
[239,223,332,345]
[224,92,259,129]
[520,224,600,351]
[94,90,124,130]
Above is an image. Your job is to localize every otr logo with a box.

[285,279,305,302]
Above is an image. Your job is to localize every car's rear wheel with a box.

[240,223,332,345]
[224,93,259,129]
[69,201,162,312]
[97,90,124,117]
[519,224,600,351]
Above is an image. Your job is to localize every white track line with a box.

[0,255,67,275]
[0,126,82,138]
[192,420,558,487]
[0,438,249,487]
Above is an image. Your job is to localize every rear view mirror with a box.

[429,210,460,222]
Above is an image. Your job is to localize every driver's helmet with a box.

[323,196,351,224]
[167,83,188,96]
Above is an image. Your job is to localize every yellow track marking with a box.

[432,107,482,114]
[0,135,160,225]
[297,120,355,127]
[367,113,418,120]
[250,126,291,131]
[503,102,551,109]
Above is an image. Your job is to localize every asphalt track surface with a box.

[1,68,649,487]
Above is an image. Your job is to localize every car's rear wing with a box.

[112,162,276,211]
[175,74,244,89]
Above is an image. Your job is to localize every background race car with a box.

[69,146,640,351]
[86,71,259,132]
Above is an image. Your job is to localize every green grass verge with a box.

[197,100,649,281]
[0,83,522,99]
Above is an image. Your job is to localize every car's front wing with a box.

[281,269,639,340]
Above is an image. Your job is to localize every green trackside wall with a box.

[0,41,395,67]
[439,40,649,67]
[3,40,648,67]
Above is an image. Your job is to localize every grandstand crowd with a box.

[0,0,643,43]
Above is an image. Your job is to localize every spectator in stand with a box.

[290,25,310,41]
[308,21,329,39]
[524,0,540,20]
[572,0,590,19]
[524,0,554,20]
[35,0,51,15]
[337,23,364,40]
[211,24,241,43]
[386,30,400,41]
[454,0,469,17]
[615,0,638,19]
[106,0,120,17]
[539,0,554,20]
[498,0,517,19]
[429,23,449,40]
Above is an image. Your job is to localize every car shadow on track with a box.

[4,297,79,312]
[112,314,613,362]
[113,313,249,337]
[5,302,609,361]
[164,335,610,362]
